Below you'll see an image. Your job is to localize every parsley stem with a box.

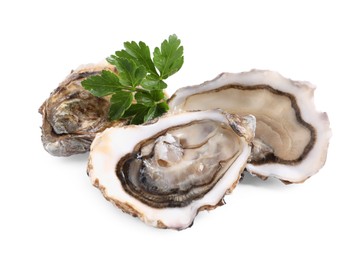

[134,87,149,94]
[120,86,148,94]
[119,86,135,92]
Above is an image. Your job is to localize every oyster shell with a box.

[168,70,331,183]
[88,110,255,230]
[39,63,125,156]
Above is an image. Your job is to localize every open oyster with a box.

[39,63,125,156]
[168,70,331,183]
[88,110,255,229]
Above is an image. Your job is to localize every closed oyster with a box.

[88,110,255,230]
[168,70,331,183]
[39,63,125,156]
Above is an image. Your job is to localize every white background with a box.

[1,0,362,259]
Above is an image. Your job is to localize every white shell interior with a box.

[169,70,331,183]
[88,110,252,229]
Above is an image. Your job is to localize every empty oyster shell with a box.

[88,110,255,229]
[39,63,125,156]
[168,70,331,183]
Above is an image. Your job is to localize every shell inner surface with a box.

[175,85,315,165]
[116,120,242,208]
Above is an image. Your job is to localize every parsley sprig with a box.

[81,34,183,124]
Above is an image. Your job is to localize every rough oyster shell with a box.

[88,110,256,230]
[39,63,125,156]
[168,70,331,183]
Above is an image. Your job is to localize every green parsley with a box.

[81,34,184,124]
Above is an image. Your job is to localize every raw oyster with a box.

[39,63,125,156]
[88,110,255,230]
[168,70,331,183]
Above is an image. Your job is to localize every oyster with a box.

[88,110,255,229]
[39,63,125,156]
[168,70,331,183]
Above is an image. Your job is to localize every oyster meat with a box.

[168,70,331,183]
[39,63,125,156]
[88,110,255,229]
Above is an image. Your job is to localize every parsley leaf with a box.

[150,90,165,102]
[144,105,157,122]
[153,34,184,79]
[109,91,133,120]
[108,42,158,76]
[131,106,150,125]
[135,92,154,106]
[141,74,167,90]
[82,70,122,97]
[124,41,158,76]
[123,104,146,118]
[81,35,183,124]
[108,57,147,87]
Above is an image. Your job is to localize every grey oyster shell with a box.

[39,63,125,156]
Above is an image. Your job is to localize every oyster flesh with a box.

[168,70,331,183]
[39,63,125,156]
[88,110,256,229]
